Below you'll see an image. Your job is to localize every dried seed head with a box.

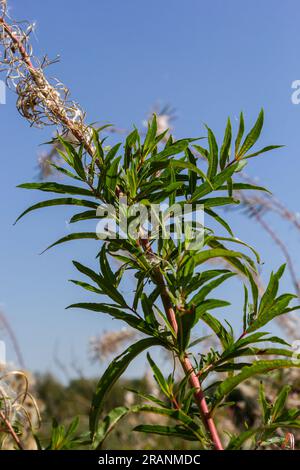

[89,328,137,362]
[0,5,94,156]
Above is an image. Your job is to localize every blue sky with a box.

[1,0,300,380]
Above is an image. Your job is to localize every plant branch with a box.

[140,238,224,450]
[0,410,24,450]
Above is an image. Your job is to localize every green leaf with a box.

[198,196,239,208]
[204,209,234,236]
[147,353,170,396]
[130,404,206,442]
[72,260,103,286]
[14,198,97,224]
[153,139,190,161]
[69,280,103,294]
[70,210,98,223]
[211,360,300,411]
[67,303,153,335]
[177,307,197,353]
[49,162,82,181]
[227,429,257,450]
[218,182,270,193]
[234,112,245,156]
[244,145,284,159]
[259,264,285,314]
[193,144,209,159]
[220,118,232,170]
[41,232,99,254]
[18,182,93,197]
[143,115,158,155]
[206,126,218,179]
[99,245,116,286]
[247,267,299,333]
[237,109,264,158]
[190,272,235,306]
[105,156,121,196]
[190,160,245,202]
[92,406,129,449]
[89,338,166,438]
[141,293,159,327]
[242,284,248,333]
[133,424,199,441]
[197,310,232,348]
[194,248,248,267]
[186,148,197,194]
[272,385,291,422]
[169,159,212,186]
[103,144,120,167]
[259,382,271,425]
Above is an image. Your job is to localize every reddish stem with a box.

[140,239,223,450]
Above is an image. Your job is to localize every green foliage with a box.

[17,111,300,450]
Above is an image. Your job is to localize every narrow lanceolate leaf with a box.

[89,338,166,438]
[69,210,98,223]
[244,145,283,159]
[227,429,257,450]
[18,182,94,197]
[206,126,218,179]
[220,118,232,170]
[14,198,98,224]
[213,236,260,263]
[92,406,129,449]
[193,248,248,267]
[177,307,197,353]
[246,264,300,333]
[190,272,235,305]
[211,360,300,411]
[133,424,199,441]
[66,303,153,335]
[94,402,207,447]
[204,208,234,236]
[105,143,122,165]
[242,284,248,333]
[69,280,103,295]
[72,260,103,286]
[147,353,170,396]
[259,264,285,314]
[186,148,197,194]
[130,404,207,442]
[247,294,299,333]
[169,159,212,185]
[190,160,245,202]
[152,139,190,161]
[143,114,158,155]
[272,385,291,422]
[99,245,116,286]
[259,382,270,425]
[49,163,81,181]
[217,182,270,193]
[237,109,264,158]
[198,196,239,208]
[234,112,245,156]
[196,310,232,348]
[41,232,99,254]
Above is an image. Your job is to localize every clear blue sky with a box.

[1,0,300,380]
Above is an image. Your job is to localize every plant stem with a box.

[0,410,24,450]
[140,239,224,450]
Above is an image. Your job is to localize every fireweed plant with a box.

[15,113,300,450]
[1,2,300,451]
